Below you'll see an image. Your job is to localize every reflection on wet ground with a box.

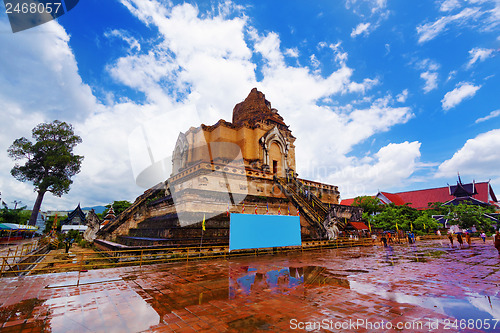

[0,239,499,332]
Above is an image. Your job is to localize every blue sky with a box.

[0,0,499,210]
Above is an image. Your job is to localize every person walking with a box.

[494,231,500,255]
[480,232,486,243]
[465,232,472,247]
[381,234,388,247]
[457,233,464,249]
[448,233,454,247]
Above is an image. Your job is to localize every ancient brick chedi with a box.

[98,89,358,247]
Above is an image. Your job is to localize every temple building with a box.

[341,178,500,210]
[60,204,86,226]
[98,89,362,247]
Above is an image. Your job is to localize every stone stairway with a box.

[274,176,329,237]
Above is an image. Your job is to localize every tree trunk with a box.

[29,190,45,226]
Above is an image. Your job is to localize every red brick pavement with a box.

[0,239,499,332]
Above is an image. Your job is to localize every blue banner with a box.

[229,213,301,251]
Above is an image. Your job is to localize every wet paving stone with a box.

[0,239,499,332]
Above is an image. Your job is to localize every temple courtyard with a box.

[0,239,499,332]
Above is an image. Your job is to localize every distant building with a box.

[60,204,86,226]
[35,212,45,234]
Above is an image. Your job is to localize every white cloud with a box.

[329,141,422,198]
[420,71,439,93]
[284,47,299,58]
[351,22,371,37]
[419,0,500,42]
[310,54,321,69]
[0,1,415,210]
[475,109,500,123]
[416,58,441,71]
[345,0,388,15]
[104,29,141,52]
[396,89,409,102]
[441,82,481,110]
[436,129,500,182]
[417,7,481,43]
[440,0,461,12]
[467,47,495,68]
[447,70,457,81]
[0,16,104,210]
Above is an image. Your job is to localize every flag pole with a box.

[199,213,206,257]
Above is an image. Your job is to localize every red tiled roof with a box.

[340,198,357,206]
[379,192,406,206]
[341,182,496,210]
[384,182,494,210]
[349,222,369,230]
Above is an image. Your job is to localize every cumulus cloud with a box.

[414,58,439,93]
[284,47,299,58]
[351,22,371,37]
[441,82,481,110]
[436,129,500,182]
[329,141,422,198]
[1,1,415,210]
[0,16,103,209]
[467,47,495,68]
[475,109,500,123]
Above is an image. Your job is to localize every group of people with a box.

[448,230,500,254]
[378,231,415,247]
[375,229,500,255]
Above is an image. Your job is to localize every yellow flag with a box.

[368,220,372,233]
[202,214,206,231]
[410,223,413,231]
[396,221,399,231]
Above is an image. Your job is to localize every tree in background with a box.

[43,214,66,234]
[8,121,83,226]
[99,200,132,218]
[444,203,494,231]
[61,229,81,253]
[352,196,383,220]
[427,202,448,216]
[0,203,28,224]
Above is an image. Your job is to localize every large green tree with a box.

[8,120,83,226]
[444,203,494,231]
[352,196,383,219]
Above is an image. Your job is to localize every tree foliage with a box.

[0,205,28,224]
[363,200,495,234]
[352,196,383,218]
[444,203,494,231]
[99,200,132,218]
[368,204,421,232]
[8,120,83,225]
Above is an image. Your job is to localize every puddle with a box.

[229,266,351,299]
[0,298,49,330]
[46,277,122,288]
[350,281,500,331]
